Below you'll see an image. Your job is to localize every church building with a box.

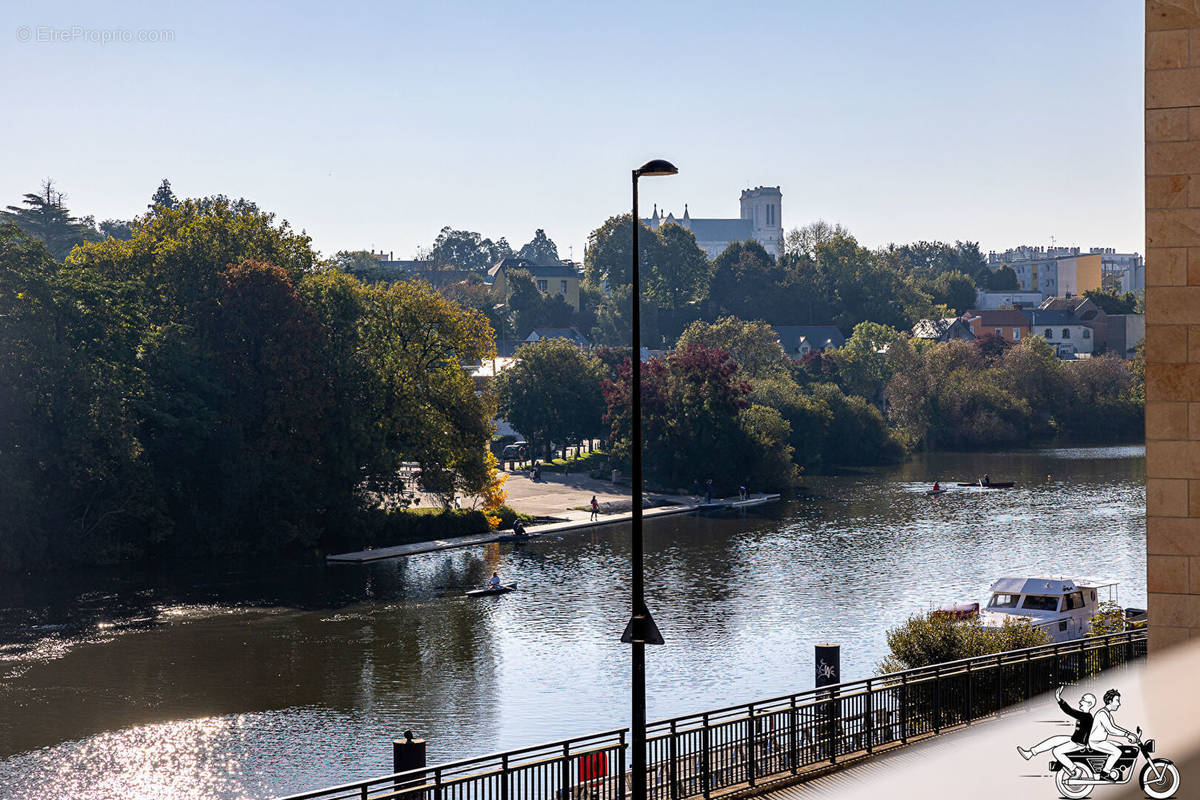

[644,186,783,259]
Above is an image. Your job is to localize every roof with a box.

[524,328,590,346]
[988,576,1115,595]
[684,218,754,242]
[965,309,1032,327]
[487,257,578,280]
[1028,308,1086,326]
[911,317,972,340]
[770,325,845,351]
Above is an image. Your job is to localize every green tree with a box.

[676,316,789,378]
[784,219,849,259]
[707,240,788,322]
[2,180,101,260]
[496,338,608,459]
[1083,288,1140,315]
[831,321,903,402]
[516,228,562,264]
[878,612,1050,673]
[428,226,513,272]
[644,222,710,337]
[584,215,658,287]
[149,178,179,210]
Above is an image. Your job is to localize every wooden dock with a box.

[326,493,782,564]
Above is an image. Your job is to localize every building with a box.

[988,245,1141,294]
[1026,307,1096,358]
[1036,296,1107,350]
[962,309,1031,343]
[911,317,976,342]
[486,257,583,311]
[770,325,845,359]
[645,186,784,259]
[973,290,1046,310]
[524,328,591,349]
[1103,314,1145,358]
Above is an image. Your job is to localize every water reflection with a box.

[0,446,1145,799]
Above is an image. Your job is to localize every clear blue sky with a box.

[1,0,1144,260]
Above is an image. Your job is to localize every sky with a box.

[1,0,1144,261]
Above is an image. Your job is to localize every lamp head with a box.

[634,159,678,178]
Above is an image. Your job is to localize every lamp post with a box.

[621,158,676,800]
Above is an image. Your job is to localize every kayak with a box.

[496,532,536,543]
[465,583,517,597]
[956,481,1014,489]
[926,488,948,496]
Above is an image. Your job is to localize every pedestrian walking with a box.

[590,495,599,521]
[691,478,701,497]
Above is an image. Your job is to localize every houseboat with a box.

[976,576,1131,642]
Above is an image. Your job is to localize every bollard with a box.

[393,730,427,800]
[814,644,841,762]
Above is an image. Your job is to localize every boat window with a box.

[1021,595,1060,611]
[989,593,1020,608]
[1065,591,1085,610]
[1059,621,1068,631]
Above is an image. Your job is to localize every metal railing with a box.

[278,629,1147,800]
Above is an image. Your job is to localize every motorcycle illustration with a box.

[1048,726,1180,799]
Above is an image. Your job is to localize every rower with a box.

[488,571,501,590]
[983,473,991,486]
[932,481,940,492]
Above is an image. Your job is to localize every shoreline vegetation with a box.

[0,187,1143,571]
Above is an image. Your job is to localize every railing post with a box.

[789,697,798,774]
[995,654,1003,714]
[865,680,874,753]
[619,731,627,800]
[746,704,755,787]
[933,666,941,734]
[826,689,837,765]
[561,743,570,800]
[434,767,443,800]
[1024,650,1032,702]
[900,675,908,744]
[965,662,972,726]
[702,714,711,800]
[668,722,678,800]
[501,754,509,800]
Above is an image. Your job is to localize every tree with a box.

[676,316,789,378]
[878,612,1050,673]
[149,178,179,210]
[603,343,797,491]
[644,222,710,337]
[707,240,788,322]
[496,338,608,459]
[428,226,513,272]
[928,270,978,315]
[516,229,562,264]
[2,180,101,260]
[584,214,659,287]
[1083,289,1140,315]
[831,321,903,403]
[976,265,1019,291]
[785,219,849,259]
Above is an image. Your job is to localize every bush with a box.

[337,508,493,551]
[493,505,534,530]
[877,611,1050,674]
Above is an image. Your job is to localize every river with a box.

[0,445,1146,799]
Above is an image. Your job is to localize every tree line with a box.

[0,191,504,570]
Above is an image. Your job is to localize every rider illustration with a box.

[1089,689,1136,781]
[1017,686,1095,775]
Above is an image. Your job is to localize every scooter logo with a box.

[1016,685,1180,798]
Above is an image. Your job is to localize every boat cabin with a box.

[978,576,1117,642]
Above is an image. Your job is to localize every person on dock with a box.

[488,572,502,590]
[705,478,713,503]
[691,479,701,498]
[512,518,527,537]
[590,496,599,521]
[738,485,747,501]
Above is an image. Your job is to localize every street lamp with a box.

[620,158,676,800]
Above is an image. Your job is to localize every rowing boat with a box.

[465,583,517,597]
[956,481,1014,489]
[926,488,948,496]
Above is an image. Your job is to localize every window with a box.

[1082,329,1090,339]
[560,280,568,294]
[1013,328,1021,340]
[1062,328,1071,339]
[1058,621,1068,632]
[536,279,548,292]
[1022,595,1060,612]
[989,593,1020,609]
[1065,591,1085,610]
[994,328,1002,336]
[1044,328,1053,338]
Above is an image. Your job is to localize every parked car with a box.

[501,441,529,461]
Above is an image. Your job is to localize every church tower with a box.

[739,186,783,258]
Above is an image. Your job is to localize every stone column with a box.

[1146,0,1200,650]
